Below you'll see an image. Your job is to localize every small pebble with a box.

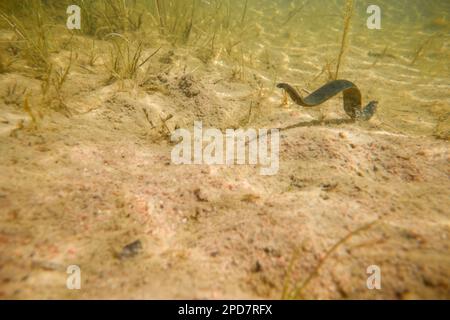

[118,240,143,259]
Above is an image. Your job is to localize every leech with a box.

[277,80,378,121]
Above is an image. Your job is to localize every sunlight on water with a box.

[239,0,450,136]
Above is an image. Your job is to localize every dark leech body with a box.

[277,80,378,121]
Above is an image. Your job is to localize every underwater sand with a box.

[0,0,449,299]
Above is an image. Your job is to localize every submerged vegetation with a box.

[0,0,262,118]
[41,51,74,114]
[334,0,353,80]
[0,0,449,300]
[282,220,379,300]
[0,1,51,73]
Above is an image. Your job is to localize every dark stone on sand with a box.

[119,240,143,259]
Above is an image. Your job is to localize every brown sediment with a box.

[277,80,378,121]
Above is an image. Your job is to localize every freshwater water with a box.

[240,0,449,136]
[1,0,449,138]
[0,0,449,300]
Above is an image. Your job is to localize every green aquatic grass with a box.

[72,0,145,36]
[151,0,206,45]
[410,32,441,66]
[0,51,15,73]
[280,0,309,27]
[0,54,5,73]
[334,0,353,80]
[1,0,255,69]
[148,0,257,57]
[102,0,144,33]
[105,33,159,81]
[0,1,51,73]
[76,0,98,36]
[282,220,378,300]
[39,51,74,115]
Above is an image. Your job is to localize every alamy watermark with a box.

[367,5,382,30]
[366,265,382,290]
[171,121,280,176]
[66,265,81,290]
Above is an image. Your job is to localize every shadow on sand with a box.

[279,118,355,132]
